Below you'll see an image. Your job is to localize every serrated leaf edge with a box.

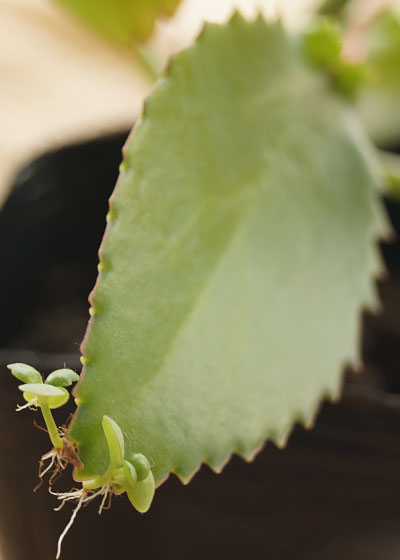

[71,11,389,488]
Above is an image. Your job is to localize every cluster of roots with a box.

[35,425,83,490]
[35,429,114,559]
[50,483,113,559]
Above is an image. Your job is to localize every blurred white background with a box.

[0,0,320,203]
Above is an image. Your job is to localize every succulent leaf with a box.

[45,369,80,387]
[19,383,69,409]
[7,363,42,384]
[70,14,388,487]
[126,471,155,513]
[122,459,138,488]
[126,453,150,482]
[102,415,124,473]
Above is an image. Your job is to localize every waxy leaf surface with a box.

[7,363,42,384]
[71,15,388,485]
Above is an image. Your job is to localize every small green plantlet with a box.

[52,415,154,558]
[18,383,68,448]
[7,363,82,484]
[80,416,155,513]
[7,364,154,557]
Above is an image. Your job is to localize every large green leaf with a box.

[70,14,388,486]
[54,0,181,45]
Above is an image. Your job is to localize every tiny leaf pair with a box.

[7,363,79,448]
[8,363,79,409]
[8,362,79,387]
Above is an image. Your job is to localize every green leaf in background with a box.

[357,12,400,146]
[303,18,367,99]
[318,0,351,17]
[70,14,388,486]
[303,18,342,66]
[54,0,181,45]
[379,150,400,200]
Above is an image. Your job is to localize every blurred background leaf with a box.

[53,0,182,45]
[357,11,400,146]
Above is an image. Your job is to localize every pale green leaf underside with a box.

[70,15,388,485]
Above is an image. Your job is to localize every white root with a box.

[56,494,84,559]
[34,450,57,492]
[16,398,38,412]
[39,452,56,480]
[49,488,84,511]
[98,484,112,514]
[35,448,68,491]
[51,483,113,557]
[50,482,113,558]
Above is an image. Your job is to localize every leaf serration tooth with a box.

[106,209,115,223]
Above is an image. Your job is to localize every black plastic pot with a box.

[0,133,399,560]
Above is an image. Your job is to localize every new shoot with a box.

[7,363,82,485]
[7,363,155,558]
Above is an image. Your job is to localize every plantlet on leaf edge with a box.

[8,363,83,485]
[7,364,155,558]
[51,415,155,558]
